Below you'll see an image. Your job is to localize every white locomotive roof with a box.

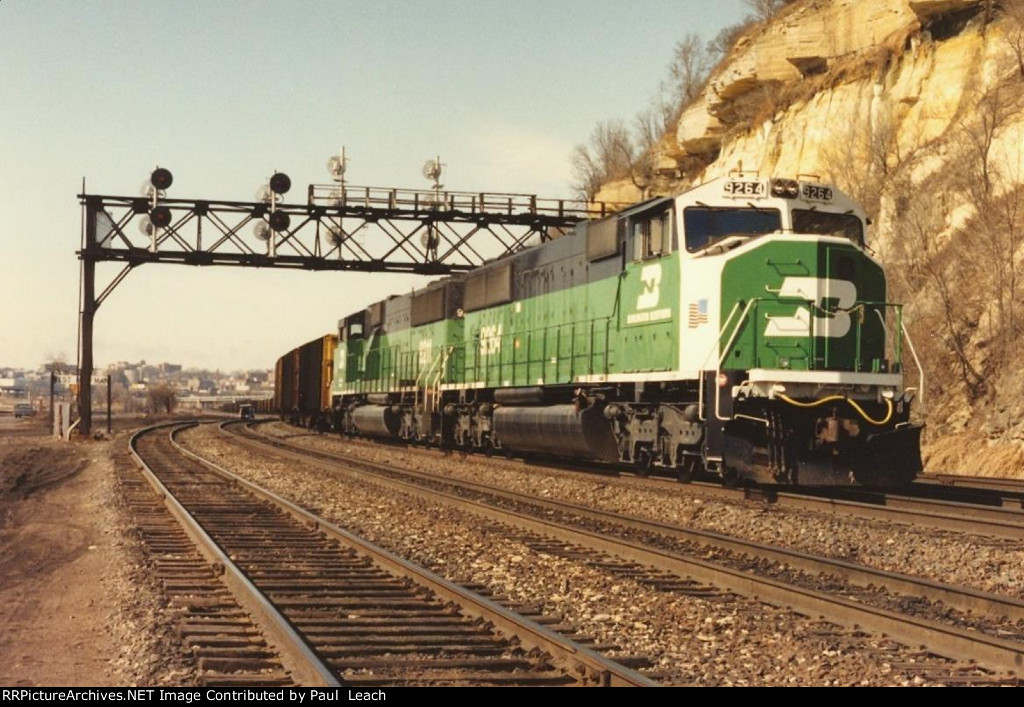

[677,175,866,221]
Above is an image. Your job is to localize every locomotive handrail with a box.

[718,296,904,371]
[307,183,626,220]
[712,299,758,422]
[704,297,910,422]
[696,299,745,422]
[900,317,925,407]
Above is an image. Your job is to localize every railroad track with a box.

[312,429,1024,539]
[916,473,1024,501]
[736,484,1024,539]
[221,421,1024,682]
[117,441,294,686]
[129,422,656,687]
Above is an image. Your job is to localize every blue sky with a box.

[0,0,748,371]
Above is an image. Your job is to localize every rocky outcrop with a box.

[596,0,1024,474]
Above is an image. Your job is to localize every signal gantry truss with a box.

[75,182,623,434]
[80,184,617,275]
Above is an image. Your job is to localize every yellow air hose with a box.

[777,393,893,426]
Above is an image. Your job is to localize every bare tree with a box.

[627,101,680,198]
[1003,0,1024,77]
[44,355,70,375]
[823,108,911,223]
[147,383,178,414]
[743,0,787,22]
[668,33,715,107]
[888,181,986,400]
[948,81,1024,364]
[570,120,635,200]
[707,22,749,59]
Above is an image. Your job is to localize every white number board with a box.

[722,180,766,198]
[801,184,834,202]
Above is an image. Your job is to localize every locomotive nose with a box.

[721,242,889,375]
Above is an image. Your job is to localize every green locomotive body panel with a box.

[460,253,680,388]
[719,239,889,373]
[616,253,680,374]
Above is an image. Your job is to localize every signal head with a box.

[269,210,291,232]
[150,167,173,191]
[269,172,291,195]
[149,206,172,228]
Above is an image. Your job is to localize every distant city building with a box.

[0,377,26,395]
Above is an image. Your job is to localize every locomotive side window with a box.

[792,210,864,245]
[683,207,781,252]
[348,322,363,339]
[631,209,673,261]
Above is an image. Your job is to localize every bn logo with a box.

[636,264,662,310]
[764,277,856,339]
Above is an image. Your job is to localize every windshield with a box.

[683,207,781,251]
[792,209,863,244]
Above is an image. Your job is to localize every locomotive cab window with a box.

[792,210,864,245]
[631,209,673,261]
[348,322,363,339]
[683,207,781,252]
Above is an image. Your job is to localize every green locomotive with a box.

[321,175,923,486]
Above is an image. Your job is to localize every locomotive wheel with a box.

[721,465,740,487]
[676,457,698,483]
[635,448,653,478]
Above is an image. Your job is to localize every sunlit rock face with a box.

[595,0,1024,473]
[600,0,1018,207]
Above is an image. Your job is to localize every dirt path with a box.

[0,418,189,686]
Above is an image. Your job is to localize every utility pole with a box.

[49,370,56,426]
[107,374,112,434]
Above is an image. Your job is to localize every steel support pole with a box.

[79,202,97,437]
[80,260,95,437]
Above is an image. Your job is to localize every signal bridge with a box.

[75,165,626,436]
[81,184,620,276]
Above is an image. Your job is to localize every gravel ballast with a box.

[179,424,1001,686]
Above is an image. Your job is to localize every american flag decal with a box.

[688,299,708,328]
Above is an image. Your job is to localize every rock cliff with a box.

[597,0,1024,474]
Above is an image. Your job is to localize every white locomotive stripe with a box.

[573,371,684,384]
[747,369,903,386]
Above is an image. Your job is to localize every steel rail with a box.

[742,485,1024,538]
[130,422,340,687]
[226,422,1024,625]
[917,473,1024,501]
[259,422,1024,538]
[451,456,1024,539]
[223,422,1024,675]
[172,423,656,687]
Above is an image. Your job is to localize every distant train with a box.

[274,175,923,486]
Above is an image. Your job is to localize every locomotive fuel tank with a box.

[493,404,620,461]
[350,404,402,438]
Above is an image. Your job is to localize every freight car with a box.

[274,334,336,429]
[285,175,924,486]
